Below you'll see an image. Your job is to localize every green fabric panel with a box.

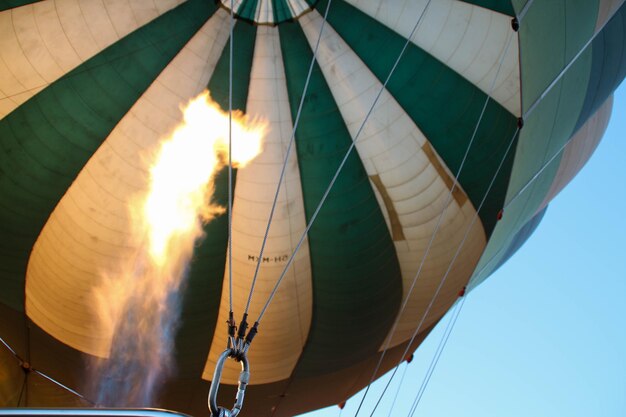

[511,0,530,13]
[173,21,256,378]
[575,4,626,131]
[0,0,41,11]
[518,0,598,114]
[236,0,259,22]
[207,22,256,112]
[278,21,403,377]
[491,206,546,271]
[0,0,217,312]
[470,46,593,289]
[458,0,514,16]
[273,0,292,23]
[316,0,518,236]
[173,170,235,378]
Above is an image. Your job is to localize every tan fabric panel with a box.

[344,0,521,116]
[536,96,613,214]
[203,26,312,385]
[596,0,626,31]
[0,0,185,119]
[25,11,232,357]
[299,11,486,349]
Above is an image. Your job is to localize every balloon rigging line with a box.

[254,0,434,325]
[242,0,334,317]
[31,369,94,405]
[363,122,520,417]
[352,21,518,417]
[0,334,17,357]
[355,120,519,417]
[522,8,612,120]
[383,300,463,417]
[0,338,97,407]
[17,376,26,407]
[480,0,617,222]
[502,134,575,210]
[384,360,410,417]
[406,297,466,417]
[516,0,535,24]
[227,0,235,317]
[501,2,621,221]
[448,1,622,297]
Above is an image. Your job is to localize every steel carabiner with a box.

[208,348,250,417]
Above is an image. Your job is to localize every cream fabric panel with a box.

[596,0,626,31]
[344,0,521,116]
[203,26,313,385]
[300,11,486,349]
[0,0,185,119]
[25,11,232,357]
[257,0,273,23]
[536,96,613,214]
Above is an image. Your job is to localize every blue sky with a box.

[302,83,626,417]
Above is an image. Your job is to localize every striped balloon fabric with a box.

[0,0,624,416]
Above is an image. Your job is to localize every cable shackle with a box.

[208,349,250,417]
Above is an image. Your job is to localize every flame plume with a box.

[90,92,265,406]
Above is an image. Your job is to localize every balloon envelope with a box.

[0,0,624,415]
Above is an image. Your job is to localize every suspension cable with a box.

[407,296,466,417]
[384,360,410,417]
[493,1,620,231]
[0,335,17,357]
[239,0,334,324]
[354,27,518,417]
[360,8,622,403]
[226,0,236,347]
[363,122,520,417]
[502,136,569,211]
[17,376,26,407]
[32,369,94,405]
[254,0,435,327]
[0,334,94,405]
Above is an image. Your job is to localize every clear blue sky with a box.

[302,82,626,417]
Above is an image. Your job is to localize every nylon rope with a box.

[255,0,435,325]
[242,0,334,317]
[353,26,518,417]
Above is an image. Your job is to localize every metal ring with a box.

[208,348,250,417]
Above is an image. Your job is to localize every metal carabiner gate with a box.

[208,348,250,417]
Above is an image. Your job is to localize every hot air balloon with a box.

[0,0,625,416]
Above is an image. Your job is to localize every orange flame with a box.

[91,92,265,406]
[144,92,264,263]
